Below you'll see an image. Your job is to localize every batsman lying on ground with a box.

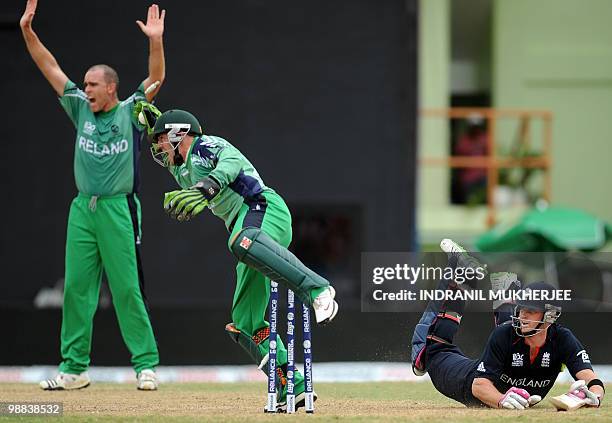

[411,239,605,410]
[136,105,339,411]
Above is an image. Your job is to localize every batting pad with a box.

[225,323,269,371]
[230,227,330,305]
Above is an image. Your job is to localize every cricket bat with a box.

[549,380,588,411]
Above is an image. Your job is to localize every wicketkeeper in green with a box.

[20,0,165,390]
[136,105,339,411]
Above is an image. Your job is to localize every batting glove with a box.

[134,101,162,136]
[568,380,601,407]
[498,387,542,410]
[163,189,208,221]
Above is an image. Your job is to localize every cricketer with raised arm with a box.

[135,105,340,411]
[20,0,166,391]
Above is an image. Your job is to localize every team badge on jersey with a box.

[541,352,550,367]
[512,353,524,367]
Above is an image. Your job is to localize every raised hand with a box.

[136,4,166,39]
[134,101,161,135]
[20,0,38,32]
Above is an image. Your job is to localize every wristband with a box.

[193,177,221,201]
[587,378,605,393]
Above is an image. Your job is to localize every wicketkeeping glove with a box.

[498,387,542,410]
[163,189,208,221]
[134,101,162,136]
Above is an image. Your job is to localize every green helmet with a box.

[150,109,203,167]
[152,109,203,140]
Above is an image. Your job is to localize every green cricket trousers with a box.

[60,193,159,374]
[227,190,326,390]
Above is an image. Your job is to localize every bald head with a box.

[87,64,119,89]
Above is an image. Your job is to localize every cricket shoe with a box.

[440,239,488,284]
[39,372,90,390]
[137,369,158,391]
[274,377,318,413]
[313,286,339,325]
[490,272,521,310]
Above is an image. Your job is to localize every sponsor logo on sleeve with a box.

[477,362,486,372]
[577,350,591,363]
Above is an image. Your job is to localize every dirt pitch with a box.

[0,382,610,422]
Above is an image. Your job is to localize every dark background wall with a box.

[1,0,416,307]
[1,1,610,369]
[0,0,419,365]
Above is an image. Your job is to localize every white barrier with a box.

[2,363,611,384]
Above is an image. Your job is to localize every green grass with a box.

[0,382,609,422]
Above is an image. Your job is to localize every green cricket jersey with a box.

[171,135,273,228]
[59,80,146,196]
